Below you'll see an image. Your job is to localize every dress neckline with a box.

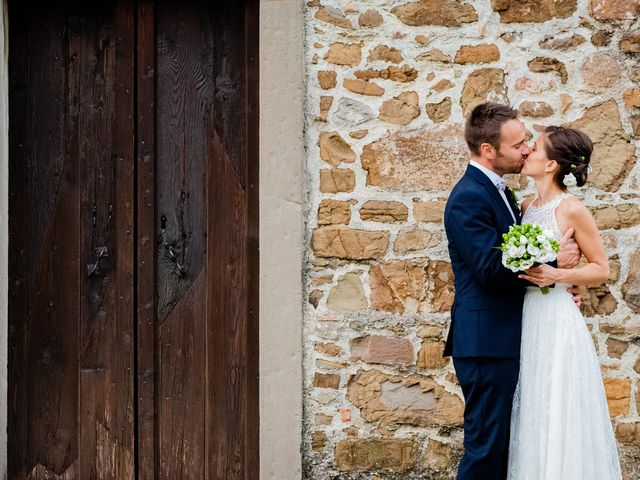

[529,192,572,210]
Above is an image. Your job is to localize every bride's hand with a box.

[518,264,560,287]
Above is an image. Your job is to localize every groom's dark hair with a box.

[465,103,519,155]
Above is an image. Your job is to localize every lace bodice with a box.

[521,193,572,242]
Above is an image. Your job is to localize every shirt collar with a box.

[469,160,507,191]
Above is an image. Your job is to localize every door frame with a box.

[0,1,304,479]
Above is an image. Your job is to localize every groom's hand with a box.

[557,227,581,269]
[567,285,582,307]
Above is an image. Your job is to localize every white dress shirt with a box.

[469,160,517,223]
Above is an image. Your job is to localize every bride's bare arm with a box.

[518,198,609,287]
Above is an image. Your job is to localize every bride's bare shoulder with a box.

[557,195,594,223]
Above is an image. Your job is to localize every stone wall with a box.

[302,1,640,478]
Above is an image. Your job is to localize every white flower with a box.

[527,244,541,257]
[520,235,528,245]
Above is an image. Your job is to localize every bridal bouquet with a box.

[499,223,560,294]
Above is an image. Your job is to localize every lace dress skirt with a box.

[507,283,622,479]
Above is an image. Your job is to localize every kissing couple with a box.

[443,102,622,480]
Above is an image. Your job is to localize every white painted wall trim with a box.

[259,1,304,479]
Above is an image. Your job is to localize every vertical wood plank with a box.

[155,1,209,477]
[136,1,158,479]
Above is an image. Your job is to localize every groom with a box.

[443,103,580,479]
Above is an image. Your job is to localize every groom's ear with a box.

[480,142,497,159]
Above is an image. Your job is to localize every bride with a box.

[507,126,622,479]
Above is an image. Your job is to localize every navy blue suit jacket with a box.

[443,165,529,358]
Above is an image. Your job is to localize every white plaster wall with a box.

[259,1,304,479]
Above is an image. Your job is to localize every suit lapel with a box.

[465,165,516,226]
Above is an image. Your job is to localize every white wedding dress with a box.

[507,193,622,480]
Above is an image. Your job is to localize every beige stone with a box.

[318,70,337,90]
[343,78,385,96]
[623,88,640,108]
[591,205,640,229]
[416,48,452,63]
[318,95,333,122]
[309,290,323,309]
[518,101,554,118]
[417,340,448,369]
[539,33,585,50]
[582,53,621,89]
[620,34,640,53]
[394,228,441,255]
[568,101,636,191]
[580,284,618,317]
[616,422,640,445]
[607,338,629,359]
[379,91,420,125]
[425,98,452,123]
[312,275,333,287]
[312,226,390,259]
[418,324,444,339]
[560,94,573,114]
[315,413,333,425]
[327,273,368,311]
[359,9,383,27]
[415,35,430,45]
[603,377,631,417]
[319,132,355,166]
[414,199,446,223]
[325,42,362,66]
[315,342,342,357]
[313,372,340,389]
[460,68,508,115]
[355,65,418,83]
[335,438,418,472]
[318,199,351,225]
[392,0,478,27]
[311,431,327,451]
[314,6,353,29]
[492,0,577,22]
[350,335,415,365]
[368,45,403,64]
[360,200,409,223]
[370,260,453,314]
[454,44,500,64]
[622,251,640,313]
[589,0,640,20]
[349,129,368,139]
[432,79,454,92]
[528,57,568,84]
[346,369,464,427]
[370,260,428,314]
[591,30,612,47]
[423,439,453,470]
[320,168,355,193]
[631,116,640,136]
[515,76,554,94]
[334,97,376,127]
[361,126,469,191]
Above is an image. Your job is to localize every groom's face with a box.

[492,119,530,175]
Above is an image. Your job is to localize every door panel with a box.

[8,1,258,479]
[8,1,135,478]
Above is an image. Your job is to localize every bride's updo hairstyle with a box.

[543,126,594,189]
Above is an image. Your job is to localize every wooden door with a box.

[7,1,258,479]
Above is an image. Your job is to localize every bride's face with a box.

[522,133,557,178]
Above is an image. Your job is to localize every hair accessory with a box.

[579,155,585,162]
[570,164,576,170]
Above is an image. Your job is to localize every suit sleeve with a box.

[445,190,530,290]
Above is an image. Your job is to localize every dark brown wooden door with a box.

[8,1,258,479]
